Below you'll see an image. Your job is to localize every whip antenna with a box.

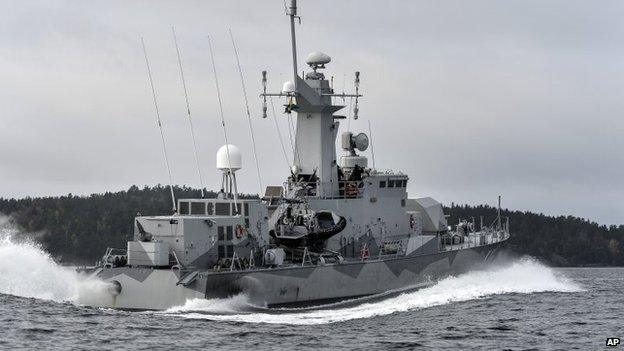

[229,29,263,195]
[141,37,177,213]
[172,27,206,198]
[368,120,376,171]
[207,35,239,213]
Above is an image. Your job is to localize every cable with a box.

[207,35,239,212]
[229,29,263,195]
[269,97,291,168]
[141,37,177,213]
[172,26,206,198]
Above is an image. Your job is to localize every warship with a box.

[92,0,510,310]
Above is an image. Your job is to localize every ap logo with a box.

[607,338,620,347]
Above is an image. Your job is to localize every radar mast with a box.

[261,0,363,198]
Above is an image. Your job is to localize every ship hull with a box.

[95,241,504,310]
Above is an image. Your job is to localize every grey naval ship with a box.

[93,1,510,310]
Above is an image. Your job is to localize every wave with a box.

[162,257,582,325]
[0,216,110,306]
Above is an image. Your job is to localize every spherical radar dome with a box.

[216,144,242,171]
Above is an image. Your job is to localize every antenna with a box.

[347,97,353,132]
[207,35,239,214]
[229,29,263,195]
[353,71,360,120]
[172,26,206,198]
[141,37,177,213]
[367,120,376,171]
[261,71,268,118]
[287,0,300,89]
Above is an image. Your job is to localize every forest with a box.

[0,185,622,266]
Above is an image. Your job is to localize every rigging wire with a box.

[276,73,300,167]
[171,26,206,198]
[207,35,239,213]
[140,37,177,213]
[341,73,346,102]
[229,29,263,195]
[368,120,376,171]
[286,113,300,166]
[347,96,353,132]
[268,96,291,168]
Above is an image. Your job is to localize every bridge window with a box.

[244,203,249,216]
[226,226,233,240]
[207,202,214,215]
[215,202,230,216]
[179,201,189,215]
[190,202,205,215]
[388,180,395,188]
[218,226,224,241]
[379,181,386,188]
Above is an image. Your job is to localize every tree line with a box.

[0,185,622,266]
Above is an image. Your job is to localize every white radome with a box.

[282,81,295,94]
[216,144,242,171]
[306,51,331,66]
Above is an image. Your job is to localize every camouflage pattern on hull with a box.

[96,241,502,310]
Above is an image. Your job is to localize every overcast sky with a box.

[0,0,622,224]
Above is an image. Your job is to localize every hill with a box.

[1,185,622,266]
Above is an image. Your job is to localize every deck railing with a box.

[283,180,364,199]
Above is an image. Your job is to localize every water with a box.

[1,219,621,350]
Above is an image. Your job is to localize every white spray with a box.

[162,257,583,325]
[0,216,111,306]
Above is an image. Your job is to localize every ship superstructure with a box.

[93,0,509,310]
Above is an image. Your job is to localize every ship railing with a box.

[438,227,509,252]
[283,180,364,199]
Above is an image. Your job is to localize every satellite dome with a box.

[216,144,242,171]
[282,81,295,94]
[306,51,331,67]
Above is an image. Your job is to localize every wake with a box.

[0,216,110,306]
[162,257,583,325]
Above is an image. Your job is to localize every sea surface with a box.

[0,221,622,350]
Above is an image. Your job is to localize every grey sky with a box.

[0,0,622,224]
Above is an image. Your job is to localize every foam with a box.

[0,216,110,306]
[163,257,582,325]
